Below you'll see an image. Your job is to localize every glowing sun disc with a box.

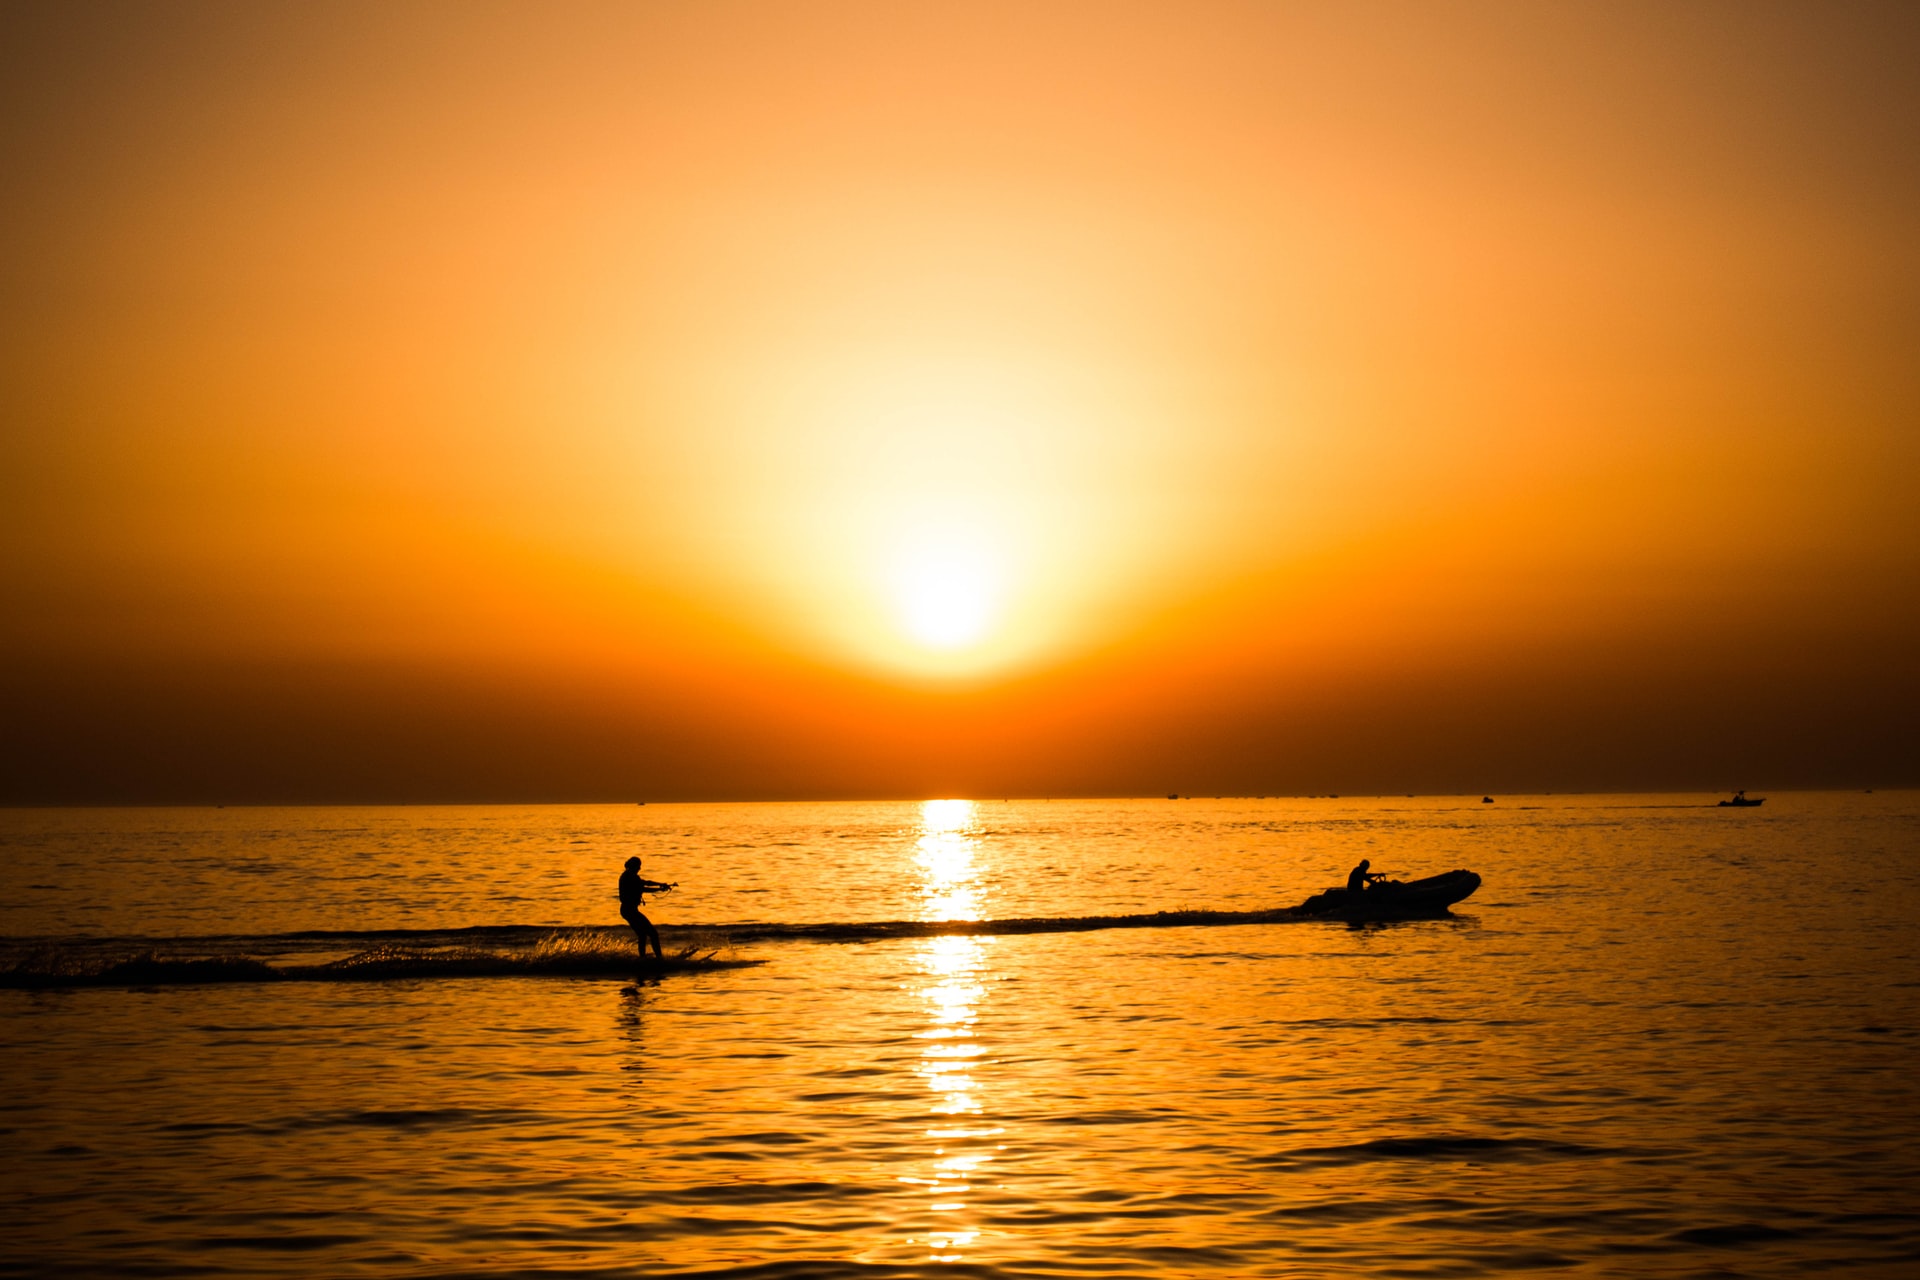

[893,538,998,650]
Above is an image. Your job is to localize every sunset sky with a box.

[3,1,1916,802]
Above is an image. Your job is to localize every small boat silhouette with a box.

[1293,869,1481,922]
[1716,790,1765,807]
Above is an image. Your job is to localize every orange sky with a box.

[3,2,1916,801]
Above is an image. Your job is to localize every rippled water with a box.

[3,794,1917,1276]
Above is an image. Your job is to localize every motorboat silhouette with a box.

[1294,869,1481,922]
[1716,791,1765,807]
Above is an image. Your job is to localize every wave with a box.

[0,930,755,989]
[0,898,1482,988]
[2,900,1445,953]
[720,905,1309,942]
[1250,1134,1669,1168]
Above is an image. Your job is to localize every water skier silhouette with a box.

[618,856,675,962]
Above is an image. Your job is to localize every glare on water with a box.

[907,800,997,1261]
[909,934,995,1260]
[914,797,984,921]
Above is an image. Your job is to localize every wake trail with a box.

[714,905,1308,943]
[2,891,1479,988]
[4,905,1321,956]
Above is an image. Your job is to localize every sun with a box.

[891,532,999,651]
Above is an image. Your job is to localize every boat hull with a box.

[1294,869,1481,922]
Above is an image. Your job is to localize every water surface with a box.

[3,794,1917,1276]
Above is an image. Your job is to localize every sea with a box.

[2,793,1916,1278]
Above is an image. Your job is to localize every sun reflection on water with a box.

[915,798,984,921]
[905,934,1001,1260]
[902,800,1004,1263]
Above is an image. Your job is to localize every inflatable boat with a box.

[1294,869,1482,922]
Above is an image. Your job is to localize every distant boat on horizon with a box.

[1716,791,1765,807]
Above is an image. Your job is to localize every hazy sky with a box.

[3,1,1916,802]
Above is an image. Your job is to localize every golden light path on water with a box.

[904,799,1002,1262]
[914,797,984,921]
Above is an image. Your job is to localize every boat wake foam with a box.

[2,895,1479,988]
[1,930,755,989]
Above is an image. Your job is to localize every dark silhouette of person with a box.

[618,856,673,962]
[1347,858,1384,894]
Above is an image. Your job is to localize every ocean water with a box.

[2,794,1917,1277]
